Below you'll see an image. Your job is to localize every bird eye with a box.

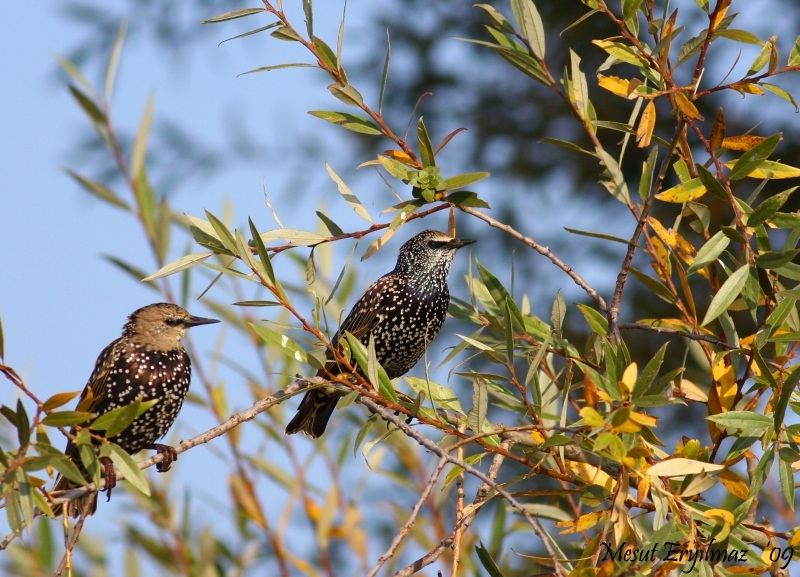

[164,318,181,326]
[427,240,447,249]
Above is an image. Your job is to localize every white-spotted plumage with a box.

[52,303,218,517]
[286,230,475,438]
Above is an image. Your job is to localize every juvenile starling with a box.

[285,229,475,438]
[52,303,218,517]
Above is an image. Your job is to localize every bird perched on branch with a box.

[285,229,475,438]
[52,303,219,517]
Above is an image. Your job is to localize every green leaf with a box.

[756,249,800,270]
[446,190,490,208]
[326,162,373,223]
[687,230,730,274]
[90,399,160,438]
[65,170,130,210]
[308,111,382,135]
[728,133,781,180]
[706,411,772,434]
[271,25,304,42]
[747,187,797,227]
[249,218,277,285]
[238,63,315,76]
[511,0,545,59]
[761,83,798,111]
[41,410,96,427]
[344,332,397,402]
[313,36,338,71]
[258,228,328,246]
[42,391,81,412]
[405,376,465,415]
[417,117,435,167]
[444,172,490,190]
[475,542,505,577]
[576,303,608,335]
[467,377,489,434]
[701,265,750,326]
[100,443,150,496]
[142,252,213,282]
[790,34,800,65]
[204,210,238,253]
[202,8,267,23]
[249,323,307,364]
[328,83,364,107]
[67,85,106,125]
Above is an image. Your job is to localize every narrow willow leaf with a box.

[444,172,490,190]
[747,187,797,226]
[655,178,706,203]
[344,333,397,402]
[239,63,315,76]
[142,252,213,282]
[249,324,307,364]
[68,85,105,125]
[728,133,781,180]
[249,218,277,285]
[91,399,160,438]
[41,411,96,427]
[203,8,267,23]
[308,111,382,135]
[41,391,81,412]
[259,228,327,246]
[511,0,545,59]
[328,83,364,107]
[65,170,130,210]
[417,117,435,167]
[131,94,154,179]
[687,231,729,274]
[707,411,772,433]
[378,29,391,111]
[101,444,150,496]
[467,377,489,434]
[576,303,608,335]
[326,163,373,223]
[701,265,750,326]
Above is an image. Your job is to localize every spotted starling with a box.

[52,303,219,516]
[285,229,475,438]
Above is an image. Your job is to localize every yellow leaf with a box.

[636,100,656,147]
[723,160,800,179]
[580,406,605,427]
[650,237,671,281]
[628,410,658,427]
[648,216,696,264]
[721,135,766,151]
[598,74,630,97]
[530,430,545,444]
[565,461,617,491]
[382,149,416,166]
[703,508,734,525]
[710,108,725,151]
[731,82,765,95]
[717,469,749,499]
[675,91,704,120]
[677,378,708,402]
[711,1,731,29]
[712,356,736,411]
[789,530,800,548]
[556,510,607,533]
[655,178,707,203]
[610,406,642,433]
[620,362,638,397]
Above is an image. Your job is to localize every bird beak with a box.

[447,238,476,249]
[185,315,220,327]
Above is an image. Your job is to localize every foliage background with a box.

[2,0,800,575]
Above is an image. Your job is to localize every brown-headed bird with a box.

[285,229,474,438]
[53,303,218,516]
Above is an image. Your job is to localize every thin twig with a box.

[366,454,449,577]
[359,399,569,577]
[392,447,508,577]
[455,205,607,312]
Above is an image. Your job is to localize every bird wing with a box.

[65,338,121,456]
[317,275,396,375]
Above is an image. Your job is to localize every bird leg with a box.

[99,456,116,502]
[152,443,178,472]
